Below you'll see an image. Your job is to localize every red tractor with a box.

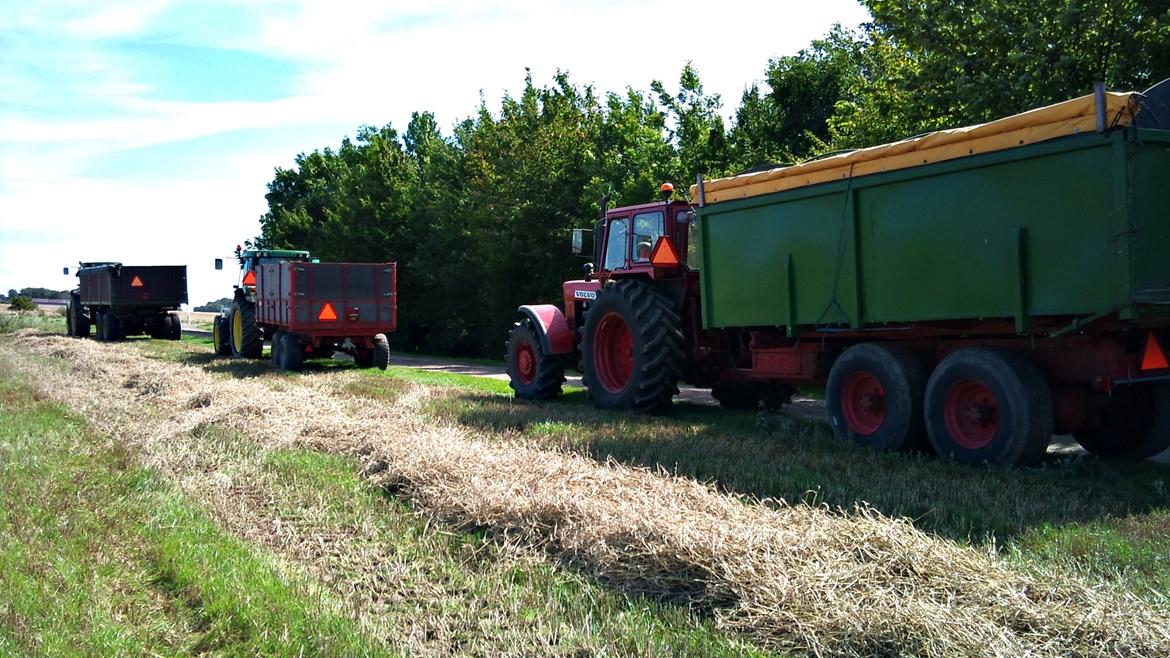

[506,184,743,411]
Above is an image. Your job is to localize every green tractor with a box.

[212,246,314,358]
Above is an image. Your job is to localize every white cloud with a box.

[0,0,871,305]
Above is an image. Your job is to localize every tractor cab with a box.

[581,184,694,281]
[215,247,315,300]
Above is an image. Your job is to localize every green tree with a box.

[652,63,731,184]
[860,0,1170,128]
[8,296,36,311]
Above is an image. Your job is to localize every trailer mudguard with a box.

[517,304,574,355]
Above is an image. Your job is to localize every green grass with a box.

[0,377,397,657]
[0,311,66,334]
[118,336,1170,609]
[418,388,1170,603]
[0,358,775,657]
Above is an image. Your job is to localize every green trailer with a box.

[506,80,1170,466]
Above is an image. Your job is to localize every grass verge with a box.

[0,375,395,657]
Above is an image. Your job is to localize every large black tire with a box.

[1074,383,1170,460]
[108,314,124,341]
[271,330,285,368]
[212,315,232,356]
[506,319,565,399]
[95,311,108,341]
[371,334,390,370]
[278,332,303,371]
[826,343,928,452]
[166,313,182,340]
[73,298,90,338]
[925,348,1053,466]
[230,299,263,359]
[580,279,683,412]
[66,303,75,337]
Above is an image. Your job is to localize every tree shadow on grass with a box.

[429,390,1170,543]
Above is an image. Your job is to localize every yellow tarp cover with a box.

[691,91,1140,204]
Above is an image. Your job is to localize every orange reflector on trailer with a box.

[1141,332,1169,371]
[650,236,680,268]
[317,302,338,322]
[130,275,144,288]
[242,270,256,286]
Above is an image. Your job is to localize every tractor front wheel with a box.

[581,280,682,412]
[506,319,565,400]
[212,315,232,356]
[230,299,263,359]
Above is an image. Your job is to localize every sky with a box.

[0,0,871,307]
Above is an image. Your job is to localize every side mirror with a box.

[572,228,592,255]
[214,258,223,270]
[680,211,694,225]
[62,267,69,275]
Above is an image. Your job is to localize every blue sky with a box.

[0,0,870,306]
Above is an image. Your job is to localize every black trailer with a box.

[65,262,188,341]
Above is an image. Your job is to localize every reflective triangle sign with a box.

[130,275,144,288]
[318,302,338,321]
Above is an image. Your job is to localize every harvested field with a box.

[3,329,1169,657]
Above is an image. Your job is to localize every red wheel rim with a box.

[516,341,537,385]
[840,370,886,435]
[944,379,999,449]
[593,312,633,394]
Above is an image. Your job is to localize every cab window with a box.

[631,211,664,262]
[603,218,628,271]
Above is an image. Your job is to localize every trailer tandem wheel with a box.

[278,332,303,371]
[1073,383,1170,460]
[581,280,682,412]
[924,348,1053,466]
[827,343,928,452]
[506,319,565,399]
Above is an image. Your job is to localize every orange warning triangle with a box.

[317,302,338,321]
[130,275,144,288]
[1142,332,1169,371]
[650,236,680,267]
[242,270,256,286]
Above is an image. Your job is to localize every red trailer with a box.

[213,249,396,371]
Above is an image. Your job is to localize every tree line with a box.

[257,0,1170,358]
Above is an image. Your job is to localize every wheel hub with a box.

[516,342,536,384]
[593,312,634,394]
[945,379,999,449]
[841,371,886,436]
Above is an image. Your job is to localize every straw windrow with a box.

[3,331,1166,657]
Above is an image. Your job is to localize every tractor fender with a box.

[517,304,574,355]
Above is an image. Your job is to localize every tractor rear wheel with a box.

[211,315,232,356]
[1074,384,1170,460]
[230,299,263,358]
[506,319,564,399]
[827,343,928,453]
[924,348,1053,466]
[581,280,683,412]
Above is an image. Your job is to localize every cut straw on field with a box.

[3,330,1168,657]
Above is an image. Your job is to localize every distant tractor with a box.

[213,246,397,371]
[64,262,187,341]
[506,79,1170,466]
